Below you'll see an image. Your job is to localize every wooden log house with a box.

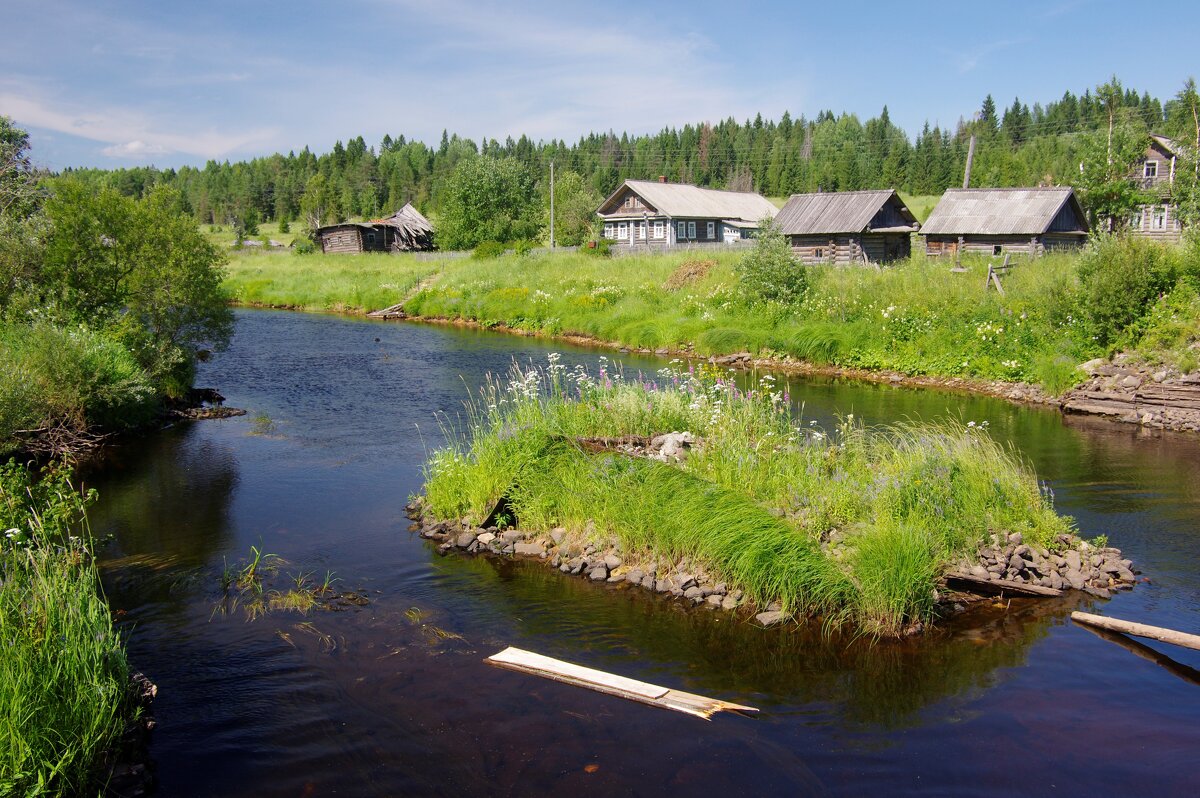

[595,178,778,249]
[316,203,435,254]
[1129,134,1186,243]
[773,189,919,264]
[921,187,1089,258]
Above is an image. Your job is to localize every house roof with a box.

[920,187,1088,236]
[1150,134,1183,156]
[597,180,777,222]
[773,189,917,235]
[318,203,434,235]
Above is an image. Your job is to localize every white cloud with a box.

[0,89,279,160]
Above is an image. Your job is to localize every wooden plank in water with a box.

[1071,611,1200,652]
[485,647,758,720]
[944,572,1063,598]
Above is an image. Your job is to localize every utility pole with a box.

[549,160,555,249]
[963,133,976,189]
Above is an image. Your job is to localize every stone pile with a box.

[1063,355,1200,432]
[947,531,1138,598]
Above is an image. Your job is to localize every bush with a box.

[512,239,536,257]
[292,237,316,255]
[472,240,507,259]
[1076,235,1179,347]
[582,239,612,258]
[736,217,808,305]
[278,218,291,234]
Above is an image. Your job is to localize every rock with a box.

[642,574,656,589]
[1008,532,1023,546]
[550,527,566,545]
[455,532,477,549]
[626,569,645,584]
[721,595,741,611]
[683,586,704,600]
[607,573,624,583]
[559,563,571,573]
[699,584,715,597]
[1121,375,1142,389]
[1116,566,1136,583]
[514,542,546,557]
[1084,586,1111,599]
[654,579,670,593]
[1008,554,1027,572]
[674,573,697,591]
[969,565,990,579]
[1064,569,1086,590]
[755,611,790,628]
[714,582,728,594]
[501,530,525,543]
[705,594,723,608]
[476,532,496,545]
[1080,358,1108,376]
[1065,550,1082,572]
[589,566,609,581]
[603,554,622,570]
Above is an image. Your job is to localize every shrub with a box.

[582,238,612,257]
[292,237,316,255]
[736,217,808,305]
[512,239,536,257]
[1076,235,1178,347]
[472,240,507,259]
[278,218,290,234]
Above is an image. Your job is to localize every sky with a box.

[4,0,1199,170]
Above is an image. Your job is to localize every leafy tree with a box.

[39,181,233,393]
[299,173,336,232]
[545,169,602,246]
[436,156,540,250]
[736,217,808,306]
[1077,79,1150,232]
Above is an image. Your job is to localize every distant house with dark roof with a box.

[921,187,1089,258]
[595,178,777,248]
[316,203,435,254]
[1130,134,1186,243]
[774,189,919,264]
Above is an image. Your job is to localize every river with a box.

[84,309,1200,796]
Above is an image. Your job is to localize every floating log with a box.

[1071,612,1200,652]
[943,572,1063,598]
[1074,620,1200,687]
[485,647,758,720]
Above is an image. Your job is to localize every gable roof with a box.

[1150,134,1183,157]
[597,179,777,222]
[774,190,918,235]
[375,202,434,235]
[920,187,1088,236]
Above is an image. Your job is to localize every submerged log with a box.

[943,572,1063,598]
[1074,620,1200,686]
[486,646,757,720]
[1071,611,1200,652]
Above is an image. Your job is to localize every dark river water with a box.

[84,309,1200,797]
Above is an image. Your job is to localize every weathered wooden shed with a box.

[774,190,919,264]
[316,203,435,254]
[921,188,1089,258]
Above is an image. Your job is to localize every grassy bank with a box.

[1,462,132,795]
[423,361,1073,635]
[224,249,446,312]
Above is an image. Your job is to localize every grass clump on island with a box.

[422,358,1073,636]
[0,462,132,795]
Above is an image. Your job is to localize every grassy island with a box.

[421,359,1075,636]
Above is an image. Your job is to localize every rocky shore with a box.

[405,500,1139,633]
[1062,355,1200,433]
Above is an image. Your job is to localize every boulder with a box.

[514,542,546,557]
[755,611,790,628]
[603,554,623,570]
[455,532,477,549]
[589,566,609,581]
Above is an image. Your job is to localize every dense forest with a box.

[59,77,1200,232]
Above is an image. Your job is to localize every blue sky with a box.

[4,0,1198,170]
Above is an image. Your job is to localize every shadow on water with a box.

[77,310,1200,797]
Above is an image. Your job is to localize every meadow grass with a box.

[1,462,131,796]
[423,360,1073,635]
[224,249,450,313]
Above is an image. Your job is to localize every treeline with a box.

[60,77,1200,229]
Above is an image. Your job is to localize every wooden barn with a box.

[774,190,919,264]
[921,188,1089,258]
[595,178,777,248]
[1129,134,1186,243]
[316,203,435,254]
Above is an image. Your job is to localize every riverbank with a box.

[0,462,145,795]
[417,360,1136,636]
[226,239,1200,433]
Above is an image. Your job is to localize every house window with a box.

[993,244,1002,256]
[653,221,664,239]
[1129,212,1142,230]
[637,222,646,240]
[604,223,614,239]
[1152,208,1166,229]
[677,221,687,239]
[1144,160,1159,179]
[706,221,715,239]
[814,248,824,259]
[618,222,628,239]
[367,232,377,245]
[687,221,696,239]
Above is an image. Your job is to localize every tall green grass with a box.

[224,249,448,313]
[423,360,1073,635]
[0,322,156,454]
[1,461,131,795]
